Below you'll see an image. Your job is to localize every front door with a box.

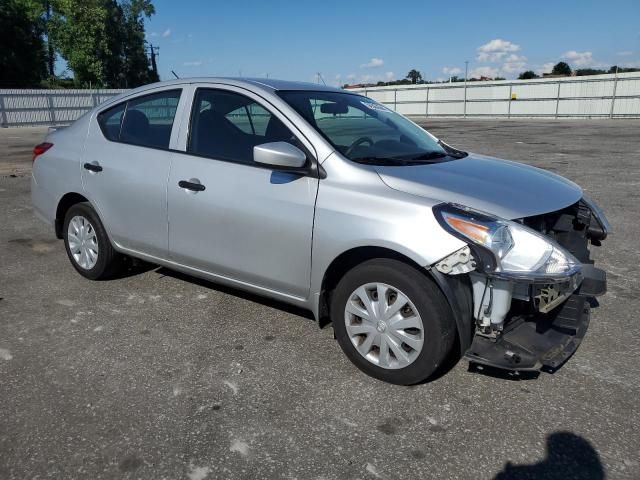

[167,87,318,299]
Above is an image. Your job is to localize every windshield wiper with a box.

[438,140,468,158]
[390,151,450,163]
[406,151,449,161]
[351,156,410,166]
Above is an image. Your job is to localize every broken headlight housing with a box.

[434,203,582,282]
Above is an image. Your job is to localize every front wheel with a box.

[331,259,456,385]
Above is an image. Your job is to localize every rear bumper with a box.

[31,173,56,227]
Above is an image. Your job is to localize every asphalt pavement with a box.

[1,119,639,479]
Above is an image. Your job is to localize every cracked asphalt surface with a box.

[1,119,639,479]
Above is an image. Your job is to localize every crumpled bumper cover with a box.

[464,265,606,372]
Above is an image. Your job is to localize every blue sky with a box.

[143,0,640,84]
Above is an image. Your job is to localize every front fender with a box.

[309,154,467,321]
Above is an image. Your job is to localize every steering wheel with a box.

[345,136,374,157]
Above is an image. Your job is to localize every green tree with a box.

[49,0,111,86]
[518,70,539,80]
[609,65,640,74]
[121,0,158,86]
[102,0,126,87]
[49,0,157,87]
[0,0,47,87]
[575,68,607,76]
[405,69,423,84]
[551,62,572,76]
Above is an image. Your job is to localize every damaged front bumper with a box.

[463,265,606,371]
[435,198,609,372]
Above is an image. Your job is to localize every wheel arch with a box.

[55,192,90,238]
[317,245,474,354]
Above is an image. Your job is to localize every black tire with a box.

[331,258,456,385]
[63,202,122,280]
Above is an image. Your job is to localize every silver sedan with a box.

[31,78,609,384]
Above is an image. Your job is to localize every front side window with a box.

[189,89,295,165]
[278,90,464,165]
[97,89,181,149]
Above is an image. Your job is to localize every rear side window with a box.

[97,103,125,141]
[97,89,181,149]
[188,89,295,165]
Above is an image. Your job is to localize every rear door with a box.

[82,88,186,258]
[167,87,319,299]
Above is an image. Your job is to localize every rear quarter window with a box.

[97,103,125,141]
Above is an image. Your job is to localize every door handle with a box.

[83,162,103,173]
[178,180,206,192]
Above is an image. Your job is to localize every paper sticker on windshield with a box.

[360,101,391,113]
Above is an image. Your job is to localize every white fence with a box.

[349,72,640,118]
[0,89,125,127]
[2,73,639,127]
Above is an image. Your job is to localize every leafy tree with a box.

[49,0,111,86]
[0,0,47,87]
[575,68,607,76]
[609,65,640,74]
[102,0,127,87]
[551,62,572,76]
[49,0,157,87]
[121,0,158,86]
[406,69,423,84]
[518,70,539,80]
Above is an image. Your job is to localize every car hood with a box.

[376,153,583,219]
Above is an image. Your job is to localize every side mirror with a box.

[253,142,307,169]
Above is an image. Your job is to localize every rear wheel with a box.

[331,259,455,385]
[63,202,122,280]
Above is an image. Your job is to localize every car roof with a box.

[95,77,359,114]
[123,77,343,96]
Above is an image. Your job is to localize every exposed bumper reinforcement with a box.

[464,294,591,372]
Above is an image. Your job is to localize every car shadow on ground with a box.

[108,258,158,280]
[154,267,316,321]
[494,431,605,480]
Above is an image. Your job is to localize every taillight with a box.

[32,142,53,163]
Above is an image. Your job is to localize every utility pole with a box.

[148,44,159,81]
[45,0,54,78]
[463,60,469,118]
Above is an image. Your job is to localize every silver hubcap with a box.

[344,282,424,370]
[67,216,99,270]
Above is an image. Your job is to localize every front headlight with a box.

[434,204,581,281]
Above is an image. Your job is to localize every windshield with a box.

[277,90,462,164]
